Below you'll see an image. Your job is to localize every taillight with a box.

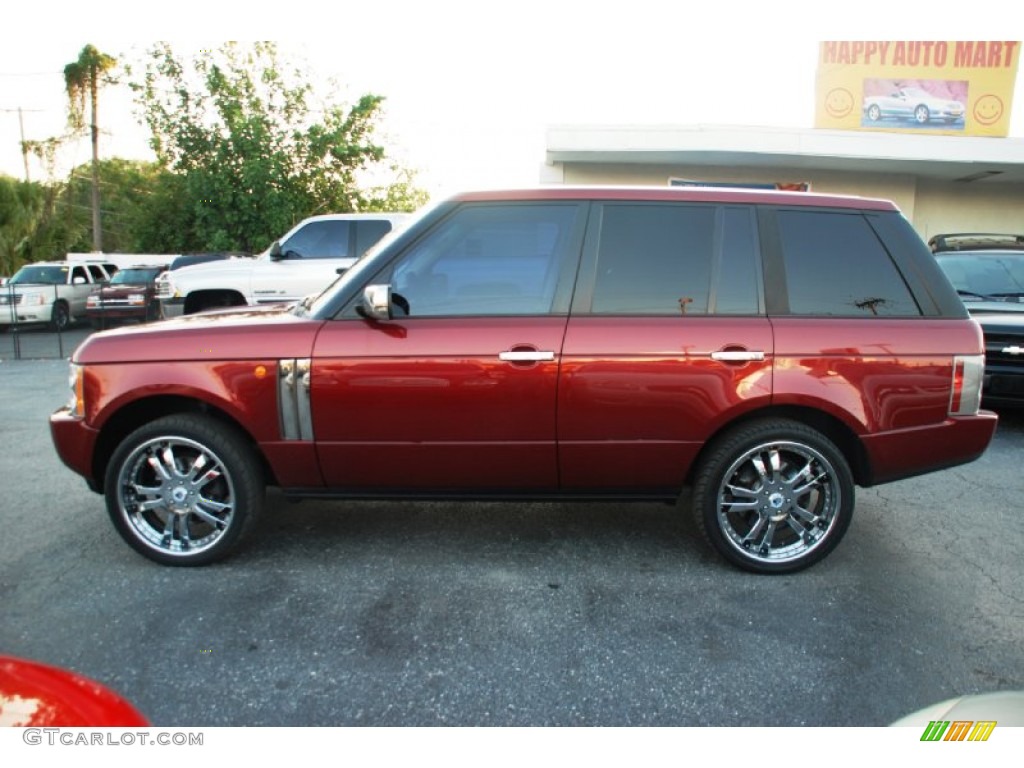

[949,354,984,416]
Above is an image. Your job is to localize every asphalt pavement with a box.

[1,351,1021,726]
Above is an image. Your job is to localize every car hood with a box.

[168,255,258,281]
[964,300,1024,313]
[74,303,324,364]
[973,312,1024,334]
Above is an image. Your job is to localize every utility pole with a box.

[19,108,31,182]
[0,107,42,182]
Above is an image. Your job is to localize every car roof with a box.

[447,186,900,211]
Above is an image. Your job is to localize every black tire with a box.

[50,301,70,332]
[691,419,854,574]
[914,105,930,124]
[104,414,265,566]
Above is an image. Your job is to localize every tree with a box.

[130,42,426,253]
[60,159,175,254]
[0,175,80,274]
[64,44,118,252]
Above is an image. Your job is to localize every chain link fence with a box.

[0,283,92,360]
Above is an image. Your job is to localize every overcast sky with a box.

[1,1,1021,198]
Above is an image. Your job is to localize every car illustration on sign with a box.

[863,87,965,125]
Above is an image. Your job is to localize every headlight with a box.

[127,293,145,306]
[24,292,45,306]
[86,295,99,307]
[68,363,85,418]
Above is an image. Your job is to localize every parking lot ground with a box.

[1,357,1022,726]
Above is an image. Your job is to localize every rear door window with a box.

[585,203,761,315]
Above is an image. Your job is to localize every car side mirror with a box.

[73,276,86,285]
[269,241,283,261]
[359,284,394,321]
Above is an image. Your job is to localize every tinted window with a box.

[388,204,580,317]
[111,268,162,285]
[936,254,1024,298]
[86,265,108,282]
[281,220,352,259]
[777,210,920,316]
[355,220,393,257]
[591,204,759,315]
[717,207,761,314]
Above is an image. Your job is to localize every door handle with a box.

[711,349,765,362]
[499,350,556,362]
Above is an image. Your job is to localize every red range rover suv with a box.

[50,187,997,573]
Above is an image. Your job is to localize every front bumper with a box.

[50,408,102,492]
[159,298,185,319]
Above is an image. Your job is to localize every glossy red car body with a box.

[0,656,147,727]
[50,187,998,573]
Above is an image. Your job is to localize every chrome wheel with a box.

[914,105,930,124]
[717,441,840,565]
[867,104,881,121]
[105,415,263,565]
[692,420,854,573]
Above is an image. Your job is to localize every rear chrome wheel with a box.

[692,420,854,574]
[105,415,263,565]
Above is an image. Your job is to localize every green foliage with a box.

[64,44,118,132]
[0,175,80,274]
[61,159,177,253]
[130,42,427,253]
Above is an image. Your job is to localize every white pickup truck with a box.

[157,213,409,317]
[1,260,119,331]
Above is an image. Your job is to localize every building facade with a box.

[543,125,1024,240]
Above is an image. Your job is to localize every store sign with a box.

[815,41,1020,136]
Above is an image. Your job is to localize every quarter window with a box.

[777,210,920,316]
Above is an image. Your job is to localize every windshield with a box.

[10,265,68,285]
[937,254,1024,299]
[111,268,161,285]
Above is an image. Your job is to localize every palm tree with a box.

[64,45,117,252]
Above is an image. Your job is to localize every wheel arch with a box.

[91,395,277,494]
[183,289,247,315]
[685,405,871,488]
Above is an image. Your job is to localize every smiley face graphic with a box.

[973,94,1004,126]
[824,88,854,119]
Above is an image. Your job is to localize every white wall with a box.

[551,162,1024,238]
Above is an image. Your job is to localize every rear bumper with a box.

[50,408,102,492]
[861,411,998,486]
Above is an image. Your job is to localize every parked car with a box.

[157,213,409,318]
[931,233,1024,406]
[863,87,965,125]
[86,265,169,328]
[50,187,996,574]
[0,260,118,331]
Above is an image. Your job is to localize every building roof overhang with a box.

[545,124,1024,183]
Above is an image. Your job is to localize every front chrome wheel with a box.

[693,420,854,573]
[105,415,263,565]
